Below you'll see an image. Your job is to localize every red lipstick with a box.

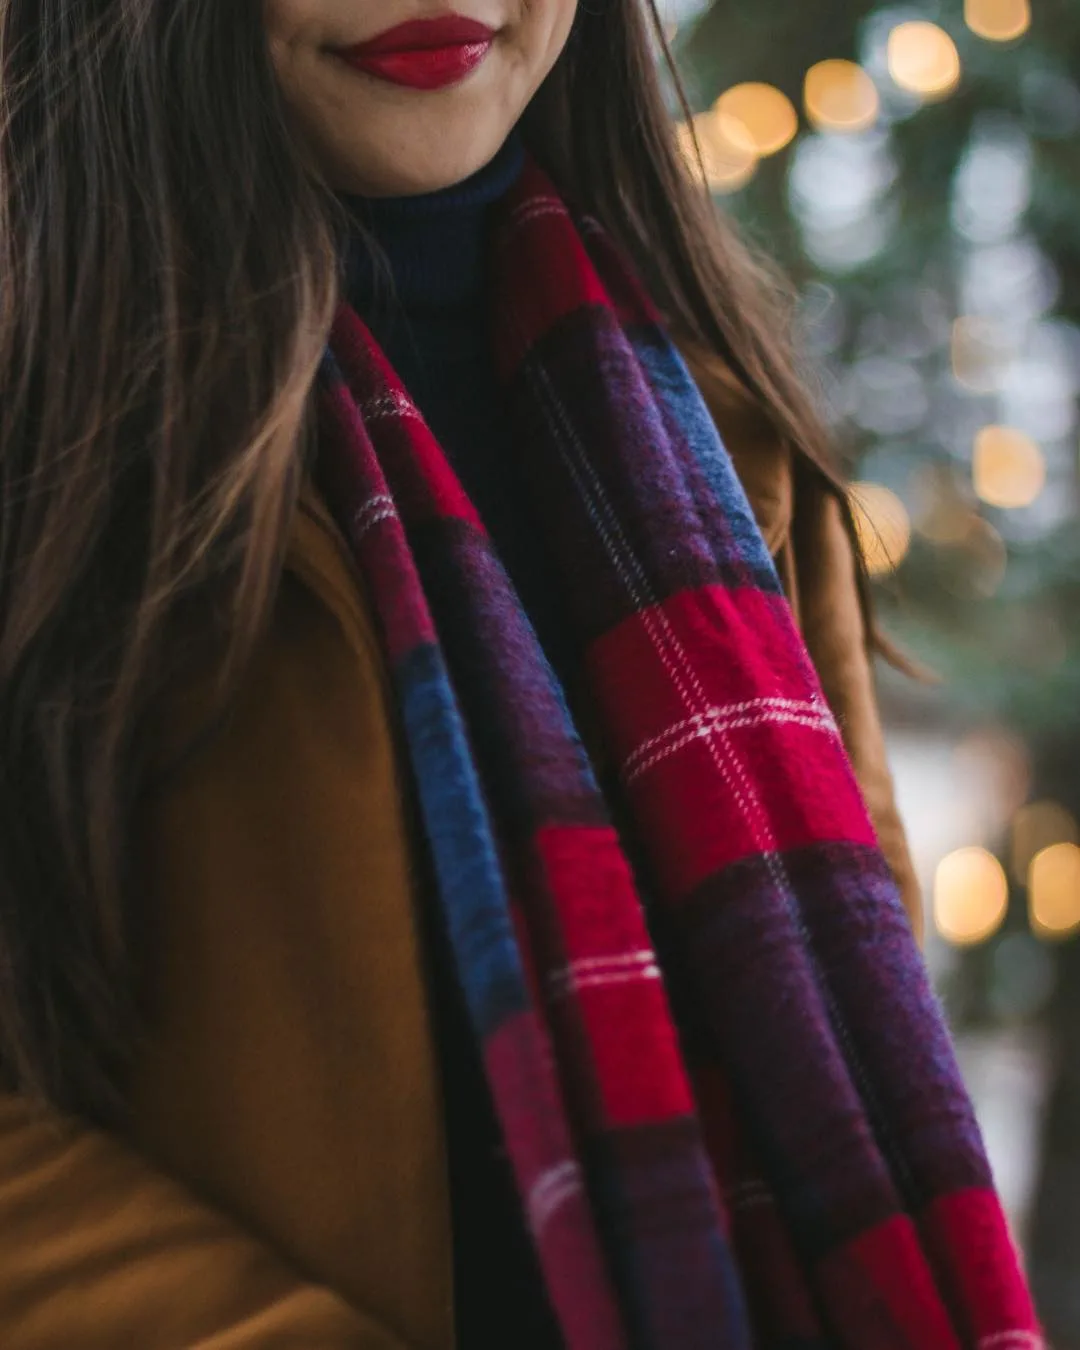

[337,15,496,92]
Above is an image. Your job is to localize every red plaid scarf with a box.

[316,158,1040,1349]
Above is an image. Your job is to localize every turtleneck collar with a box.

[343,132,525,319]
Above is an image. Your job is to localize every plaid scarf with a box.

[316,159,1040,1350]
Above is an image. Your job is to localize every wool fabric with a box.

[345,135,564,1346]
[316,157,1040,1349]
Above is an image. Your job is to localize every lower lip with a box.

[339,40,492,91]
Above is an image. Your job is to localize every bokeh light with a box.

[913,465,980,544]
[1029,843,1080,941]
[935,846,1010,946]
[951,316,1010,391]
[1011,801,1080,884]
[675,112,758,193]
[965,0,1032,42]
[955,728,1033,821]
[946,516,1009,598]
[848,481,912,575]
[715,83,798,156]
[973,425,1046,509]
[887,22,962,101]
[804,60,881,133]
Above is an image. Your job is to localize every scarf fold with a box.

[316,158,1040,1350]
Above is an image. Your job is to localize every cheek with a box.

[262,1,329,128]
[262,0,296,46]
[521,0,579,75]
[550,0,580,54]
[262,0,331,79]
[262,0,302,91]
[262,0,322,34]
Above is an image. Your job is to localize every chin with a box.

[370,157,486,197]
[326,118,510,199]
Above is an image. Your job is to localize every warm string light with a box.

[973,426,1046,509]
[965,0,1032,42]
[672,8,1018,198]
[1030,843,1080,940]
[675,82,797,195]
[678,14,976,179]
[1011,801,1079,883]
[675,113,758,193]
[935,846,1009,946]
[804,60,880,132]
[681,24,971,172]
[933,819,1080,948]
[715,83,798,157]
[888,21,962,101]
[848,482,912,575]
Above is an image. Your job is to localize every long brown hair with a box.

[532,1,841,481]
[0,0,850,1121]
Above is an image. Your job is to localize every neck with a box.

[342,133,525,318]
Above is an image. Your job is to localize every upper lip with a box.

[340,15,495,57]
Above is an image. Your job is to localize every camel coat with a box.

[0,341,920,1348]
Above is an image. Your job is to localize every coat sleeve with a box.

[0,512,448,1349]
[0,1092,406,1349]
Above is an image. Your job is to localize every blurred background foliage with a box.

[665,0,1080,1336]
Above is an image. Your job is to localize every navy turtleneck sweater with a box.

[343,139,565,1348]
[343,135,579,693]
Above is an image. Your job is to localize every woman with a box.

[0,1,1038,1347]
